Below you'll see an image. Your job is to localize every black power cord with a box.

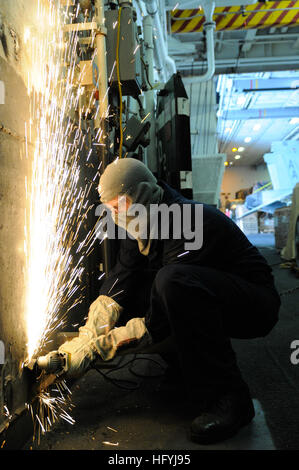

[93,354,167,391]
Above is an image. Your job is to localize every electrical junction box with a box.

[156,73,192,198]
[105,7,142,97]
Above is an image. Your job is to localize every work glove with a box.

[94,316,151,361]
[58,295,122,378]
[58,295,152,378]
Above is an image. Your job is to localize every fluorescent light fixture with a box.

[235,155,241,160]
[289,117,299,125]
[238,147,245,152]
[244,137,252,143]
[253,124,261,131]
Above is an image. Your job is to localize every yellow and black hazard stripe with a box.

[171,1,299,33]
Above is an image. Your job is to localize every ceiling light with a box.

[238,147,245,152]
[235,155,241,160]
[253,124,261,131]
[289,117,299,125]
[224,161,229,166]
[244,137,252,143]
[232,147,238,152]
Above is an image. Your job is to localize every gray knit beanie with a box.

[98,158,161,205]
[98,158,164,256]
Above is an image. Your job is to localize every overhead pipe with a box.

[181,0,216,84]
[143,15,158,172]
[141,0,176,82]
[94,0,109,132]
[165,0,256,8]
[233,77,299,92]
[219,107,299,120]
[94,0,111,274]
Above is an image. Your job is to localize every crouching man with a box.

[58,158,281,444]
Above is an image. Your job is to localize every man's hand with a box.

[57,295,123,379]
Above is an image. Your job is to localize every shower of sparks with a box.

[3,405,12,420]
[107,426,118,433]
[110,290,124,299]
[141,112,151,123]
[177,251,190,257]
[24,0,106,362]
[26,380,75,445]
[133,44,140,56]
[107,278,119,295]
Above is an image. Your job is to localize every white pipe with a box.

[94,0,109,126]
[143,15,158,171]
[202,0,215,23]
[141,0,176,82]
[182,0,216,84]
[143,15,155,85]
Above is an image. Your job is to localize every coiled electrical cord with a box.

[94,354,167,391]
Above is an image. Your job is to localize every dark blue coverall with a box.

[99,181,281,397]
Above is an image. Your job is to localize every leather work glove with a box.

[58,295,151,378]
[58,295,122,378]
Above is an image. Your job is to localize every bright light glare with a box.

[24,27,31,44]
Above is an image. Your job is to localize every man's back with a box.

[154,181,275,287]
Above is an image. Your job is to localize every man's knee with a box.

[153,264,186,298]
[153,264,215,302]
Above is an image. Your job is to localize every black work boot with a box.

[189,388,255,445]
